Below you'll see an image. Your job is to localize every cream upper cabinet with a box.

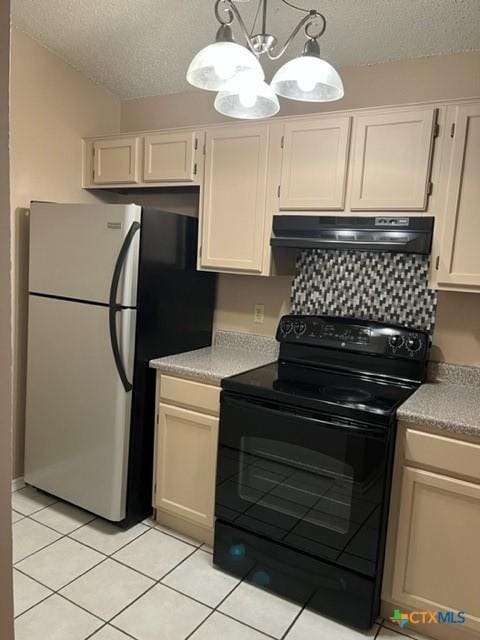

[200,125,269,273]
[93,137,140,185]
[436,104,480,290]
[155,402,219,529]
[349,108,437,210]
[143,130,199,183]
[280,116,351,210]
[392,466,480,633]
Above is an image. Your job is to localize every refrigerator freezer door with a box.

[24,296,136,521]
[29,202,141,307]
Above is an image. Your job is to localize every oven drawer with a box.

[405,428,480,482]
[160,374,220,416]
[214,519,377,630]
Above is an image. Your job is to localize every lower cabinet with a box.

[392,467,480,633]
[154,374,220,544]
[384,425,480,639]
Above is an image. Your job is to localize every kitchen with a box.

[1,1,480,639]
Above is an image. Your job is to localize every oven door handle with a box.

[221,394,387,439]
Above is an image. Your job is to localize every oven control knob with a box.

[280,319,293,336]
[293,321,307,337]
[389,335,404,349]
[406,336,422,352]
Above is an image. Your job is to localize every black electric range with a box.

[213,315,429,630]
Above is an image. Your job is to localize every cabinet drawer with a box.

[405,428,480,482]
[160,374,220,415]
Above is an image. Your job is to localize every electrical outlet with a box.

[254,304,265,324]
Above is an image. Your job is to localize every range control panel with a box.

[276,315,428,360]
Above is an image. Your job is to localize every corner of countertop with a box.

[213,329,279,357]
[398,360,480,438]
[427,360,480,387]
[148,329,279,385]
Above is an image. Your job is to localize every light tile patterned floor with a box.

[12,486,433,640]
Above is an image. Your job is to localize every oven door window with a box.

[216,394,389,577]
[239,437,354,534]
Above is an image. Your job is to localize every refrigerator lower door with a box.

[24,295,136,521]
[29,202,141,307]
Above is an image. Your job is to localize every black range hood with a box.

[271,216,434,255]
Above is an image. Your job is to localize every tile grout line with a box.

[183,609,217,640]
[182,566,278,640]
[380,620,425,640]
[13,494,272,638]
[152,524,204,549]
[279,602,307,640]
[14,558,110,619]
[187,553,282,640]
[212,610,279,639]
[15,510,153,566]
[14,520,202,611]
[14,524,161,625]
[111,541,277,640]
[16,536,206,635]
[14,500,380,640]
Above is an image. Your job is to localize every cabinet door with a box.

[437,104,480,289]
[349,109,436,210]
[280,116,351,210]
[144,131,198,182]
[392,466,480,633]
[155,403,219,528]
[200,126,269,273]
[93,137,140,184]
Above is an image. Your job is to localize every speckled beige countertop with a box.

[149,330,278,385]
[151,339,480,436]
[398,362,480,437]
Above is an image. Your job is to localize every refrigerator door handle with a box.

[109,221,141,392]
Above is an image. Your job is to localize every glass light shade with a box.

[271,55,344,102]
[187,41,264,91]
[214,72,280,119]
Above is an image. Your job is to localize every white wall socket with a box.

[254,304,265,324]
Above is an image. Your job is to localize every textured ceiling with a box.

[12,0,480,99]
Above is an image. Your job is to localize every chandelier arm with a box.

[215,0,260,56]
[214,0,234,25]
[265,10,325,61]
[280,0,309,14]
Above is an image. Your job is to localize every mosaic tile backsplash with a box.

[291,249,438,334]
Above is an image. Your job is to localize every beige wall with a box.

[0,3,14,639]
[121,51,480,131]
[213,279,480,368]
[121,51,480,368]
[431,292,480,366]
[214,275,292,337]
[10,29,121,478]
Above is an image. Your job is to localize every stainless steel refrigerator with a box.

[24,202,216,526]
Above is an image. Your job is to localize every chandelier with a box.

[186,0,344,120]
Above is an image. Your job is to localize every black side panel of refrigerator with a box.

[122,207,216,527]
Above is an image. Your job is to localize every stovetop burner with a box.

[221,315,428,426]
[222,361,419,425]
[322,386,373,404]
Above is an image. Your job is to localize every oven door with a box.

[215,392,392,578]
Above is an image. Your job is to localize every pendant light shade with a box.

[271,54,344,102]
[214,71,279,119]
[186,1,344,118]
[187,41,264,92]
